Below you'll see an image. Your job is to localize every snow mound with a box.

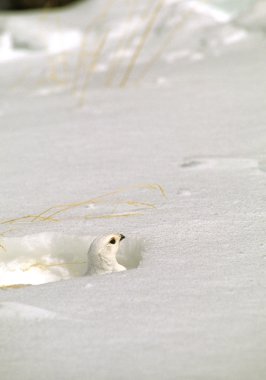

[237,0,266,31]
[0,18,81,62]
[0,302,60,320]
[0,232,144,287]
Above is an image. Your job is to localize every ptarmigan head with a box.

[87,233,126,275]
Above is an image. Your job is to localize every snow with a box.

[0,232,143,286]
[0,302,61,320]
[0,18,81,62]
[0,0,266,379]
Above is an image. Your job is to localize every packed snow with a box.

[0,0,265,379]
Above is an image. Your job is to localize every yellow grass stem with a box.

[119,0,165,87]
[0,244,6,252]
[85,212,143,219]
[0,284,30,290]
[136,10,192,83]
[0,229,16,236]
[22,261,88,272]
[72,0,116,92]
[78,31,109,106]
[105,0,139,87]
[32,183,165,221]
[142,0,157,18]
[0,183,165,226]
[0,215,58,225]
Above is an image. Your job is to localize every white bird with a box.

[87,233,126,275]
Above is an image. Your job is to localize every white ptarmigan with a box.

[87,233,126,275]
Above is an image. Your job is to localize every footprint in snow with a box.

[181,156,258,170]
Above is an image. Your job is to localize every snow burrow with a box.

[0,233,144,287]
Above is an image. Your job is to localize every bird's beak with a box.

[119,234,125,241]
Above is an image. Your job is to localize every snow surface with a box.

[0,0,266,379]
[0,301,62,320]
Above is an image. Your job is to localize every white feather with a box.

[87,234,126,275]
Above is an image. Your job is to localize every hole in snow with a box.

[181,157,258,170]
[0,232,144,288]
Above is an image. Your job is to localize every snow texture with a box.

[0,0,266,379]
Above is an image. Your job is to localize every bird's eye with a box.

[109,238,116,244]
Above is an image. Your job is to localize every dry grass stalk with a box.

[105,0,139,87]
[0,244,6,252]
[119,0,165,87]
[0,229,15,236]
[78,31,109,106]
[72,0,116,92]
[32,183,165,221]
[22,261,87,272]
[0,284,30,290]
[85,212,143,220]
[0,183,166,226]
[0,215,58,225]
[136,9,192,83]
[142,0,157,18]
